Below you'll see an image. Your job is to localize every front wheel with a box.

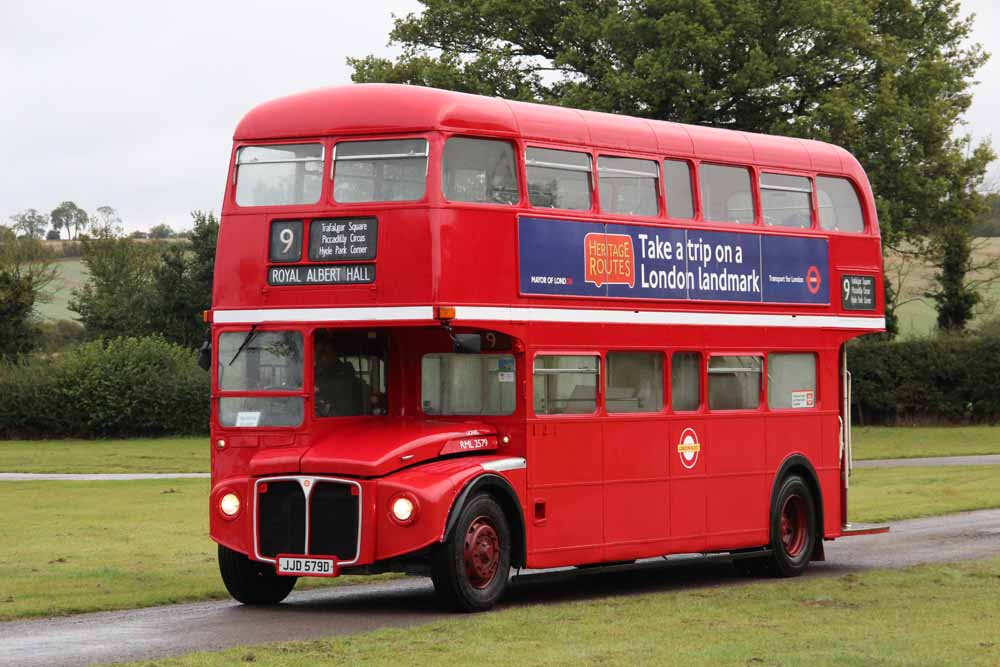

[218,545,297,605]
[767,475,816,577]
[431,494,511,612]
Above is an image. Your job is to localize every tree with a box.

[9,209,49,240]
[90,205,123,238]
[146,211,219,347]
[350,0,994,338]
[69,237,159,339]
[0,231,57,357]
[50,201,89,240]
[149,223,175,240]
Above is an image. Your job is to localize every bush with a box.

[0,336,210,438]
[35,319,86,353]
[849,334,1000,425]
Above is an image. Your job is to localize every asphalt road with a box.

[2,508,999,667]
[853,454,1000,468]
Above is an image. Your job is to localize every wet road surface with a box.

[1,508,998,667]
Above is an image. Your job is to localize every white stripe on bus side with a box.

[211,305,884,330]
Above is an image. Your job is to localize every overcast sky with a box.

[1,0,997,233]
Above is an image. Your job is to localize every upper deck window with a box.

[442,137,519,205]
[598,156,658,217]
[333,138,428,203]
[761,173,812,228]
[700,164,754,224]
[526,147,592,211]
[664,159,695,219]
[817,177,865,232]
[235,144,323,207]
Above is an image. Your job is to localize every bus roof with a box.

[234,84,862,177]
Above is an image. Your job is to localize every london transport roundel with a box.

[677,427,701,469]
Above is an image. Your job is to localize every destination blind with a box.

[268,263,375,286]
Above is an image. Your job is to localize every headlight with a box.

[220,492,241,517]
[391,495,416,524]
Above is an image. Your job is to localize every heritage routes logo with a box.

[584,233,635,288]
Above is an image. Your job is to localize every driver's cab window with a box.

[313,329,387,417]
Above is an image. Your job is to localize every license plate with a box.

[275,555,339,577]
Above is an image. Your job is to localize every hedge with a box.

[0,336,209,438]
[849,335,1000,425]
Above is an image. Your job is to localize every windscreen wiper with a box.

[228,324,259,366]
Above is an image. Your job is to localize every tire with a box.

[766,474,817,577]
[431,494,512,612]
[218,545,297,605]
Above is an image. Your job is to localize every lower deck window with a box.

[708,355,762,410]
[421,354,516,415]
[533,355,599,414]
[606,352,662,412]
[671,352,701,411]
[768,353,817,409]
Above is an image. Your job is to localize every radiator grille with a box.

[255,478,361,563]
[257,481,305,558]
[309,481,360,561]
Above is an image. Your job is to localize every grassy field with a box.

[36,257,87,321]
[0,479,388,621]
[118,557,1000,667]
[887,237,1000,338]
[0,437,207,474]
[1,463,998,621]
[849,465,1000,523]
[852,425,1000,460]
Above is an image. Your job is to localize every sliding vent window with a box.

[421,354,516,416]
[606,352,663,413]
[817,177,865,232]
[333,139,427,203]
[664,159,695,219]
[533,355,599,415]
[708,355,762,410]
[761,173,812,228]
[526,147,592,211]
[768,353,817,409]
[700,164,754,224]
[235,144,323,207]
[598,156,658,216]
[442,137,519,204]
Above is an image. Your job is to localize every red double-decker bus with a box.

[208,84,886,611]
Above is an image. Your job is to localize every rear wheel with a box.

[218,545,297,605]
[431,494,511,612]
[766,475,816,577]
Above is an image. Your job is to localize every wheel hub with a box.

[463,516,500,589]
[780,494,808,558]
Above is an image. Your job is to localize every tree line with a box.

[0,209,218,358]
[7,202,191,241]
[349,0,995,335]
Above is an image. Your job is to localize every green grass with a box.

[0,479,386,621]
[852,425,1000,460]
[35,257,87,321]
[848,464,1000,523]
[0,437,208,474]
[118,557,1000,667]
